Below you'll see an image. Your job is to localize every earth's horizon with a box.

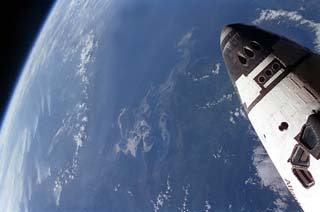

[1,0,320,211]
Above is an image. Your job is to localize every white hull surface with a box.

[221,24,320,212]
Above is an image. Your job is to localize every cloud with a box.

[115,107,153,157]
[177,28,195,49]
[0,127,33,212]
[197,92,235,110]
[151,175,172,212]
[50,29,97,207]
[211,63,221,75]
[253,9,320,52]
[273,198,289,212]
[252,145,288,195]
[229,106,246,125]
[115,28,196,158]
[179,184,191,212]
[251,145,289,211]
[204,200,212,212]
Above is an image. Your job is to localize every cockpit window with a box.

[244,47,254,58]
[250,41,261,51]
[238,54,247,65]
[289,144,310,169]
[292,168,315,189]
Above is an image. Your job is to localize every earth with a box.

[2,0,320,211]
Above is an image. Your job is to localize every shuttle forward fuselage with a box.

[220,24,320,212]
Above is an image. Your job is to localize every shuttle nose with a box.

[220,25,233,46]
[220,23,279,83]
[220,23,311,112]
[220,23,243,47]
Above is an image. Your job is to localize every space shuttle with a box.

[220,23,320,212]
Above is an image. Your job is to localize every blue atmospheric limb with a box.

[1,0,317,211]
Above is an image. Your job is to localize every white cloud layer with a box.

[151,176,172,212]
[253,9,320,52]
[252,145,290,211]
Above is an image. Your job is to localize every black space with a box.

[0,0,55,124]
